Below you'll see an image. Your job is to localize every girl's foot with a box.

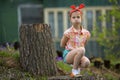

[70,69,82,78]
[70,73,82,78]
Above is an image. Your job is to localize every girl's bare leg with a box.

[66,47,85,69]
[79,56,90,68]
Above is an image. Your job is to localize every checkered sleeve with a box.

[64,30,70,38]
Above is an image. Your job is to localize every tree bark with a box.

[19,24,58,76]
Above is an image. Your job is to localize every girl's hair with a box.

[69,4,85,17]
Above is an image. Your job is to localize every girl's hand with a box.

[60,35,69,48]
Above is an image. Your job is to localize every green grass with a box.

[11,51,20,61]
[0,51,11,57]
[0,51,20,61]
[57,61,93,75]
[104,73,119,80]
[57,61,72,73]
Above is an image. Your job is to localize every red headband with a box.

[69,4,85,16]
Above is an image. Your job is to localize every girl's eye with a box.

[72,17,75,19]
[77,16,80,18]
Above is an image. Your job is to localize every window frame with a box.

[17,4,43,28]
[44,6,114,40]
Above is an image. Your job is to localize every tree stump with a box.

[19,24,58,76]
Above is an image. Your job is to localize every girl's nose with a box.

[75,19,78,21]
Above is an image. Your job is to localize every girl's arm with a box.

[60,35,69,48]
[84,31,91,45]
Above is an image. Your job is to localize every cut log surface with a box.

[48,74,107,80]
[48,75,83,80]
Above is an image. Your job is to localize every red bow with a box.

[69,4,85,16]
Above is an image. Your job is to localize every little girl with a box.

[60,4,91,77]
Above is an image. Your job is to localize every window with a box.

[44,7,113,38]
[58,12,63,38]
[106,10,112,31]
[18,4,43,27]
[86,10,93,32]
[44,8,70,39]
[48,12,55,37]
[67,12,71,28]
[96,10,102,32]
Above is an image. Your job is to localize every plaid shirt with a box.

[64,26,90,50]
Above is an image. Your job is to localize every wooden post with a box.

[19,24,58,76]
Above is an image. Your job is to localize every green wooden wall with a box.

[0,3,18,43]
[43,0,113,8]
[0,0,43,43]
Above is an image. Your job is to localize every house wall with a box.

[43,0,113,8]
[0,0,43,43]
[0,2,18,43]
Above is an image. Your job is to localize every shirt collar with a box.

[71,26,83,34]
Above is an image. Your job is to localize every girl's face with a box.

[70,11,82,25]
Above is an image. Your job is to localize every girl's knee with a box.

[76,47,85,56]
[81,60,90,68]
[85,60,90,67]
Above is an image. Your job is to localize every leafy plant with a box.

[92,0,120,60]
